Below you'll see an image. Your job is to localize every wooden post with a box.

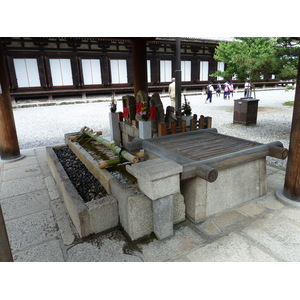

[158,123,167,137]
[0,204,13,262]
[171,121,177,134]
[181,119,186,132]
[190,119,195,131]
[206,116,212,128]
[0,41,21,160]
[131,38,148,97]
[199,115,205,129]
[283,57,300,201]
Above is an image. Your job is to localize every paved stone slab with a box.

[13,239,64,262]
[0,190,50,220]
[241,212,300,261]
[197,210,249,237]
[197,220,221,236]
[235,202,266,218]
[5,210,59,252]
[186,232,278,262]
[67,230,142,262]
[139,226,207,262]
[0,176,46,199]
[256,194,285,210]
[279,207,300,226]
[212,210,249,230]
[3,163,42,181]
[50,198,77,245]
[3,155,40,170]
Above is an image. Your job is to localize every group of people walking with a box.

[205,81,235,103]
[169,78,252,106]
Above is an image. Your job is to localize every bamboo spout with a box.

[80,127,139,164]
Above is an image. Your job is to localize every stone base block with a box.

[110,177,186,241]
[181,158,266,223]
[109,177,153,241]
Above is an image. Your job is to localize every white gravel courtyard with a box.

[13,88,295,168]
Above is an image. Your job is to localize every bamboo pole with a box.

[82,128,139,163]
[98,152,144,168]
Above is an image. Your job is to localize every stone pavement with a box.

[1,147,300,262]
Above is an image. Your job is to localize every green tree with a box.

[273,37,300,81]
[211,37,278,82]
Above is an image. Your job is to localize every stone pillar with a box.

[126,158,183,240]
[109,112,121,145]
[152,195,174,240]
[139,120,152,140]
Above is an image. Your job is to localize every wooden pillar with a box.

[0,41,21,160]
[283,58,300,201]
[0,204,13,262]
[131,38,148,97]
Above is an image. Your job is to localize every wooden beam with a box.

[180,141,287,181]
[0,41,20,160]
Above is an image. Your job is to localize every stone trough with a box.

[46,134,185,240]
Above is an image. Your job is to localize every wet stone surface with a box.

[54,146,107,202]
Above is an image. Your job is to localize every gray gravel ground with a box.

[13,88,295,168]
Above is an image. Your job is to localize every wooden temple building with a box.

[0,37,276,102]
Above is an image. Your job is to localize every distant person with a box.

[205,82,214,103]
[223,81,230,99]
[244,80,251,97]
[216,82,221,97]
[229,81,234,99]
[168,78,176,107]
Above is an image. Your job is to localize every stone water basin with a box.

[46,133,157,241]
